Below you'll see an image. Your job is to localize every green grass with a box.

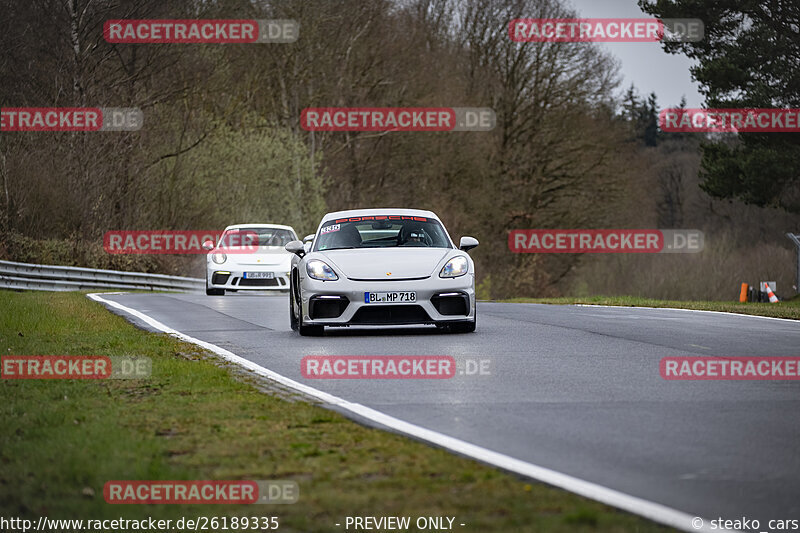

[0,291,673,532]
[502,295,800,320]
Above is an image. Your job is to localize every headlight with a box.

[307,259,338,281]
[211,253,227,264]
[439,256,469,278]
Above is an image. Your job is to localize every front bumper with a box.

[298,274,475,326]
[207,266,289,291]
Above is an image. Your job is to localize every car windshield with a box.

[219,227,295,248]
[315,216,451,251]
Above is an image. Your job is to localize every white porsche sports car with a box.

[285,209,478,335]
[205,224,298,295]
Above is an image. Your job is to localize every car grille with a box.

[350,305,432,325]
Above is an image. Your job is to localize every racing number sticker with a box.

[321,224,340,234]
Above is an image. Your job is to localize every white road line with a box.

[572,304,799,323]
[87,292,738,533]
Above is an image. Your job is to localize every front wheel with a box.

[292,274,323,336]
[289,278,299,331]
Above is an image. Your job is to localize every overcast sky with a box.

[567,0,704,108]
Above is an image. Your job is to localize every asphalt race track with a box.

[93,292,800,529]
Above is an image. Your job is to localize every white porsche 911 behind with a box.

[285,209,478,335]
[205,224,298,295]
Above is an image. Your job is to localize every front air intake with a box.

[431,292,469,316]
[211,272,230,285]
[237,278,279,287]
[350,305,432,325]
[309,295,349,319]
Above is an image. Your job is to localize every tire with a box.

[292,272,323,336]
[289,277,299,331]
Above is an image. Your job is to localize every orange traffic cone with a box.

[763,283,779,303]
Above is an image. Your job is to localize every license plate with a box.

[243,271,274,279]
[364,291,416,303]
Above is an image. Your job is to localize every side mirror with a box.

[285,240,305,257]
[303,241,313,253]
[202,239,215,251]
[459,236,479,252]
[303,234,315,243]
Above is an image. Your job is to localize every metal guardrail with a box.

[0,260,204,292]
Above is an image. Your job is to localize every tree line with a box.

[1,0,796,298]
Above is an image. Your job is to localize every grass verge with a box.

[1,291,671,532]
[502,295,800,320]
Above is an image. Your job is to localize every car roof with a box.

[223,224,296,232]
[320,208,440,223]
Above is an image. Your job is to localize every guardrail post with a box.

[787,233,800,295]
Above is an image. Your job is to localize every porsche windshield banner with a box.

[323,215,431,226]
